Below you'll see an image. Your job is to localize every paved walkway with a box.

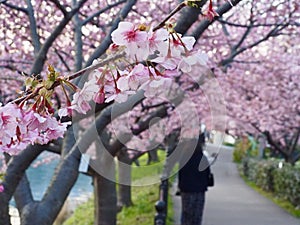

[172,144,300,225]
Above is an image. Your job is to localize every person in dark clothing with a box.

[178,137,211,225]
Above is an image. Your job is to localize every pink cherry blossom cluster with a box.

[0,20,209,154]
[0,103,70,154]
[59,21,208,116]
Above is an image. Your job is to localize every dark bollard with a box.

[154,200,166,225]
[160,179,168,213]
[154,179,169,225]
[154,136,176,225]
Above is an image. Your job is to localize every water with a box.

[10,152,93,206]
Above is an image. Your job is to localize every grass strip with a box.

[241,174,300,218]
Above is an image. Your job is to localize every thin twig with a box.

[153,2,187,32]
[11,52,126,104]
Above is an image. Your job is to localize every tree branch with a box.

[191,0,243,40]
[30,0,89,75]
[26,0,41,55]
[0,144,45,221]
[217,19,299,28]
[153,1,188,32]
[81,0,127,26]
[49,0,68,16]
[0,0,28,13]
[174,0,208,34]
[54,49,72,72]
[232,22,253,53]
[108,91,184,156]
[14,174,34,212]
[219,23,288,67]
[289,128,300,156]
[72,0,84,71]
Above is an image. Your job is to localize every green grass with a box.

[241,175,300,218]
[131,150,166,182]
[63,150,176,225]
[117,183,174,225]
[63,197,94,225]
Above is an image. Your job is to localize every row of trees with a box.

[0,0,299,224]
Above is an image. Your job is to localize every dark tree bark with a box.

[117,150,133,209]
[174,0,207,35]
[147,149,159,165]
[93,173,117,225]
[0,201,10,225]
[93,136,117,225]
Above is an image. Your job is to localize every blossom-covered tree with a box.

[198,0,300,163]
[222,35,300,163]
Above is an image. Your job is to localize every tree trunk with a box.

[93,169,117,225]
[147,149,159,165]
[0,197,10,225]
[117,151,133,209]
[117,182,132,210]
[93,139,117,225]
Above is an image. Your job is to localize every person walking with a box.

[178,136,212,225]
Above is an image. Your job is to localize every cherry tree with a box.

[222,35,300,163]
[198,0,300,163]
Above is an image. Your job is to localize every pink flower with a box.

[204,0,219,21]
[152,34,196,70]
[104,78,135,103]
[0,102,70,154]
[111,22,149,60]
[111,22,148,45]
[142,77,173,98]
[58,106,72,118]
[159,35,195,57]
[172,35,196,53]
[178,50,208,73]
[0,103,20,145]
[27,112,48,131]
[71,92,92,114]
[0,184,4,193]
[42,117,70,142]
[152,55,180,70]
[93,87,105,104]
[126,64,150,90]
[148,28,169,54]
[70,79,99,114]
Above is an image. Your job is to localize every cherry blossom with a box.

[111,22,149,61]
[178,50,209,73]
[56,21,209,119]
[148,29,169,53]
[0,103,70,154]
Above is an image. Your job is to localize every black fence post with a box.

[154,178,168,225]
[154,131,179,225]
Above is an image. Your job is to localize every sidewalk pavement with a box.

[172,144,300,225]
